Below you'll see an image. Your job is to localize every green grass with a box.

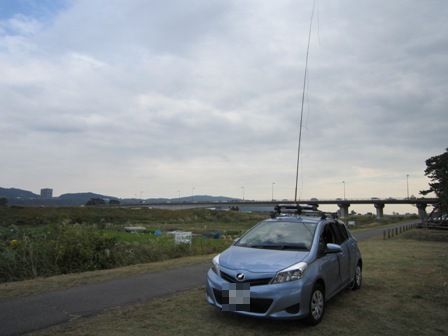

[34,229,448,336]
[0,207,420,283]
[0,206,417,233]
[0,224,231,283]
[0,207,262,283]
[348,214,419,230]
[399,229,448,242]
[0,207,266,234]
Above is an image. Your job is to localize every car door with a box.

[317,223,341,297]
[331,222,351,285]
[340,222,358,281]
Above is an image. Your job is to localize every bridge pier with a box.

[374,203,385,219]
[338,203,350,218]
[416,203,427,225]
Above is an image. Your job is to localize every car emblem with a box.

[236,273,245,281]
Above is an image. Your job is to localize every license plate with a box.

[221,283,250,311]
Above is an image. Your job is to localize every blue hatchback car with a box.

[206,205,362,325]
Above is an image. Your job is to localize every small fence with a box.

[383,223,418,240]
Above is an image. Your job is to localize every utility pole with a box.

[406,174,410,199]
[272,182,276,201]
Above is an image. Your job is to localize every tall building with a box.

[40,188,53,198]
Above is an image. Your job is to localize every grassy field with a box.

[33,229,448,336]
[0,208,264,282]
[0,206,266,233]
[1,207,418,283]
[0,206,417,233]
[346,213,419,230]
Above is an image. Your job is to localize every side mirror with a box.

[325,243,342,254]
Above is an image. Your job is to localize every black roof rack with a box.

[271,204,338,220]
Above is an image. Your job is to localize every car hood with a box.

[219,246,309,273]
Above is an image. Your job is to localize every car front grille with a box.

[220,271,272,286]
[212,289,273,314]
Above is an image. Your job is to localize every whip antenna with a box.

[294,0,316,202]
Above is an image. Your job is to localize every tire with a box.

[351,263,362,290]
[306,283,325,325]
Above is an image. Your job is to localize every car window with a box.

[329,222,348,244]
[320,223,337,244]
[236,220,317,250]
[337,223,349,242]
[318,224,336,255]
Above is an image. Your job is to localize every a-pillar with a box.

[374,203,385,219]
[338,203,350,218]
[416,203,427,225]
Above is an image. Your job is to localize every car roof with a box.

[264,214,324,225]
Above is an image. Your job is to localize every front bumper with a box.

[206,269,313,319]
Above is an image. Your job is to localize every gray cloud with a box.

[0,0,447,205]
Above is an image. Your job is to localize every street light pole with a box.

[272,182,276,201]
[241,186,245,201]
[192,187,195,202]
[406,174,409,199]
[342,181,346,200]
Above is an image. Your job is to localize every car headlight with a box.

[211,254,220,275]
[271,262,308,284]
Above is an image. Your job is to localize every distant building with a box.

[40,188,53,198]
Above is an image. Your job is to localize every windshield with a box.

[235,220,317,251]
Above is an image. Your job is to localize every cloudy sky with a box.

[1,0,447,208]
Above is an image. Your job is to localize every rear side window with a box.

[321,223,337,244]
[338,223,349,241]
[332,222,349,243]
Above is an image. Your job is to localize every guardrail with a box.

[383,223,418,240]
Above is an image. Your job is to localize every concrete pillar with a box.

[416,203,427,225]
[337,203,350,218]
[374,203,385,219]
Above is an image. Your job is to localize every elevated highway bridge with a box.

[124,198,439,222]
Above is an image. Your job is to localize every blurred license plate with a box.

[221,283,250,311]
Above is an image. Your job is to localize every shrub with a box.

[0,224,117,282]
[0,225,231,283]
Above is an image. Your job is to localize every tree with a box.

[85,198,106,206]
[0,197,7,206]
[421,148,448,210]
[109,199,120,205]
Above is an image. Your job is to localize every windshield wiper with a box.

[277,244,309,251]
[245,243,308,251]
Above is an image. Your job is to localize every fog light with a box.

[285,303,300,314]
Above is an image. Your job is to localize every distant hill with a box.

[179,195,238,203]
[59,192,118,202]
[0,187,39,199]
[118,195,239,205]
[0,187,239,206]
[0,187,118,206]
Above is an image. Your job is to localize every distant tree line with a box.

[85,198,120,206]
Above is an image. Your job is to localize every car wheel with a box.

[351,263,362,290]
[306,284,325,325]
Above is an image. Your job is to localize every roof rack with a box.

[271,204,338,220]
